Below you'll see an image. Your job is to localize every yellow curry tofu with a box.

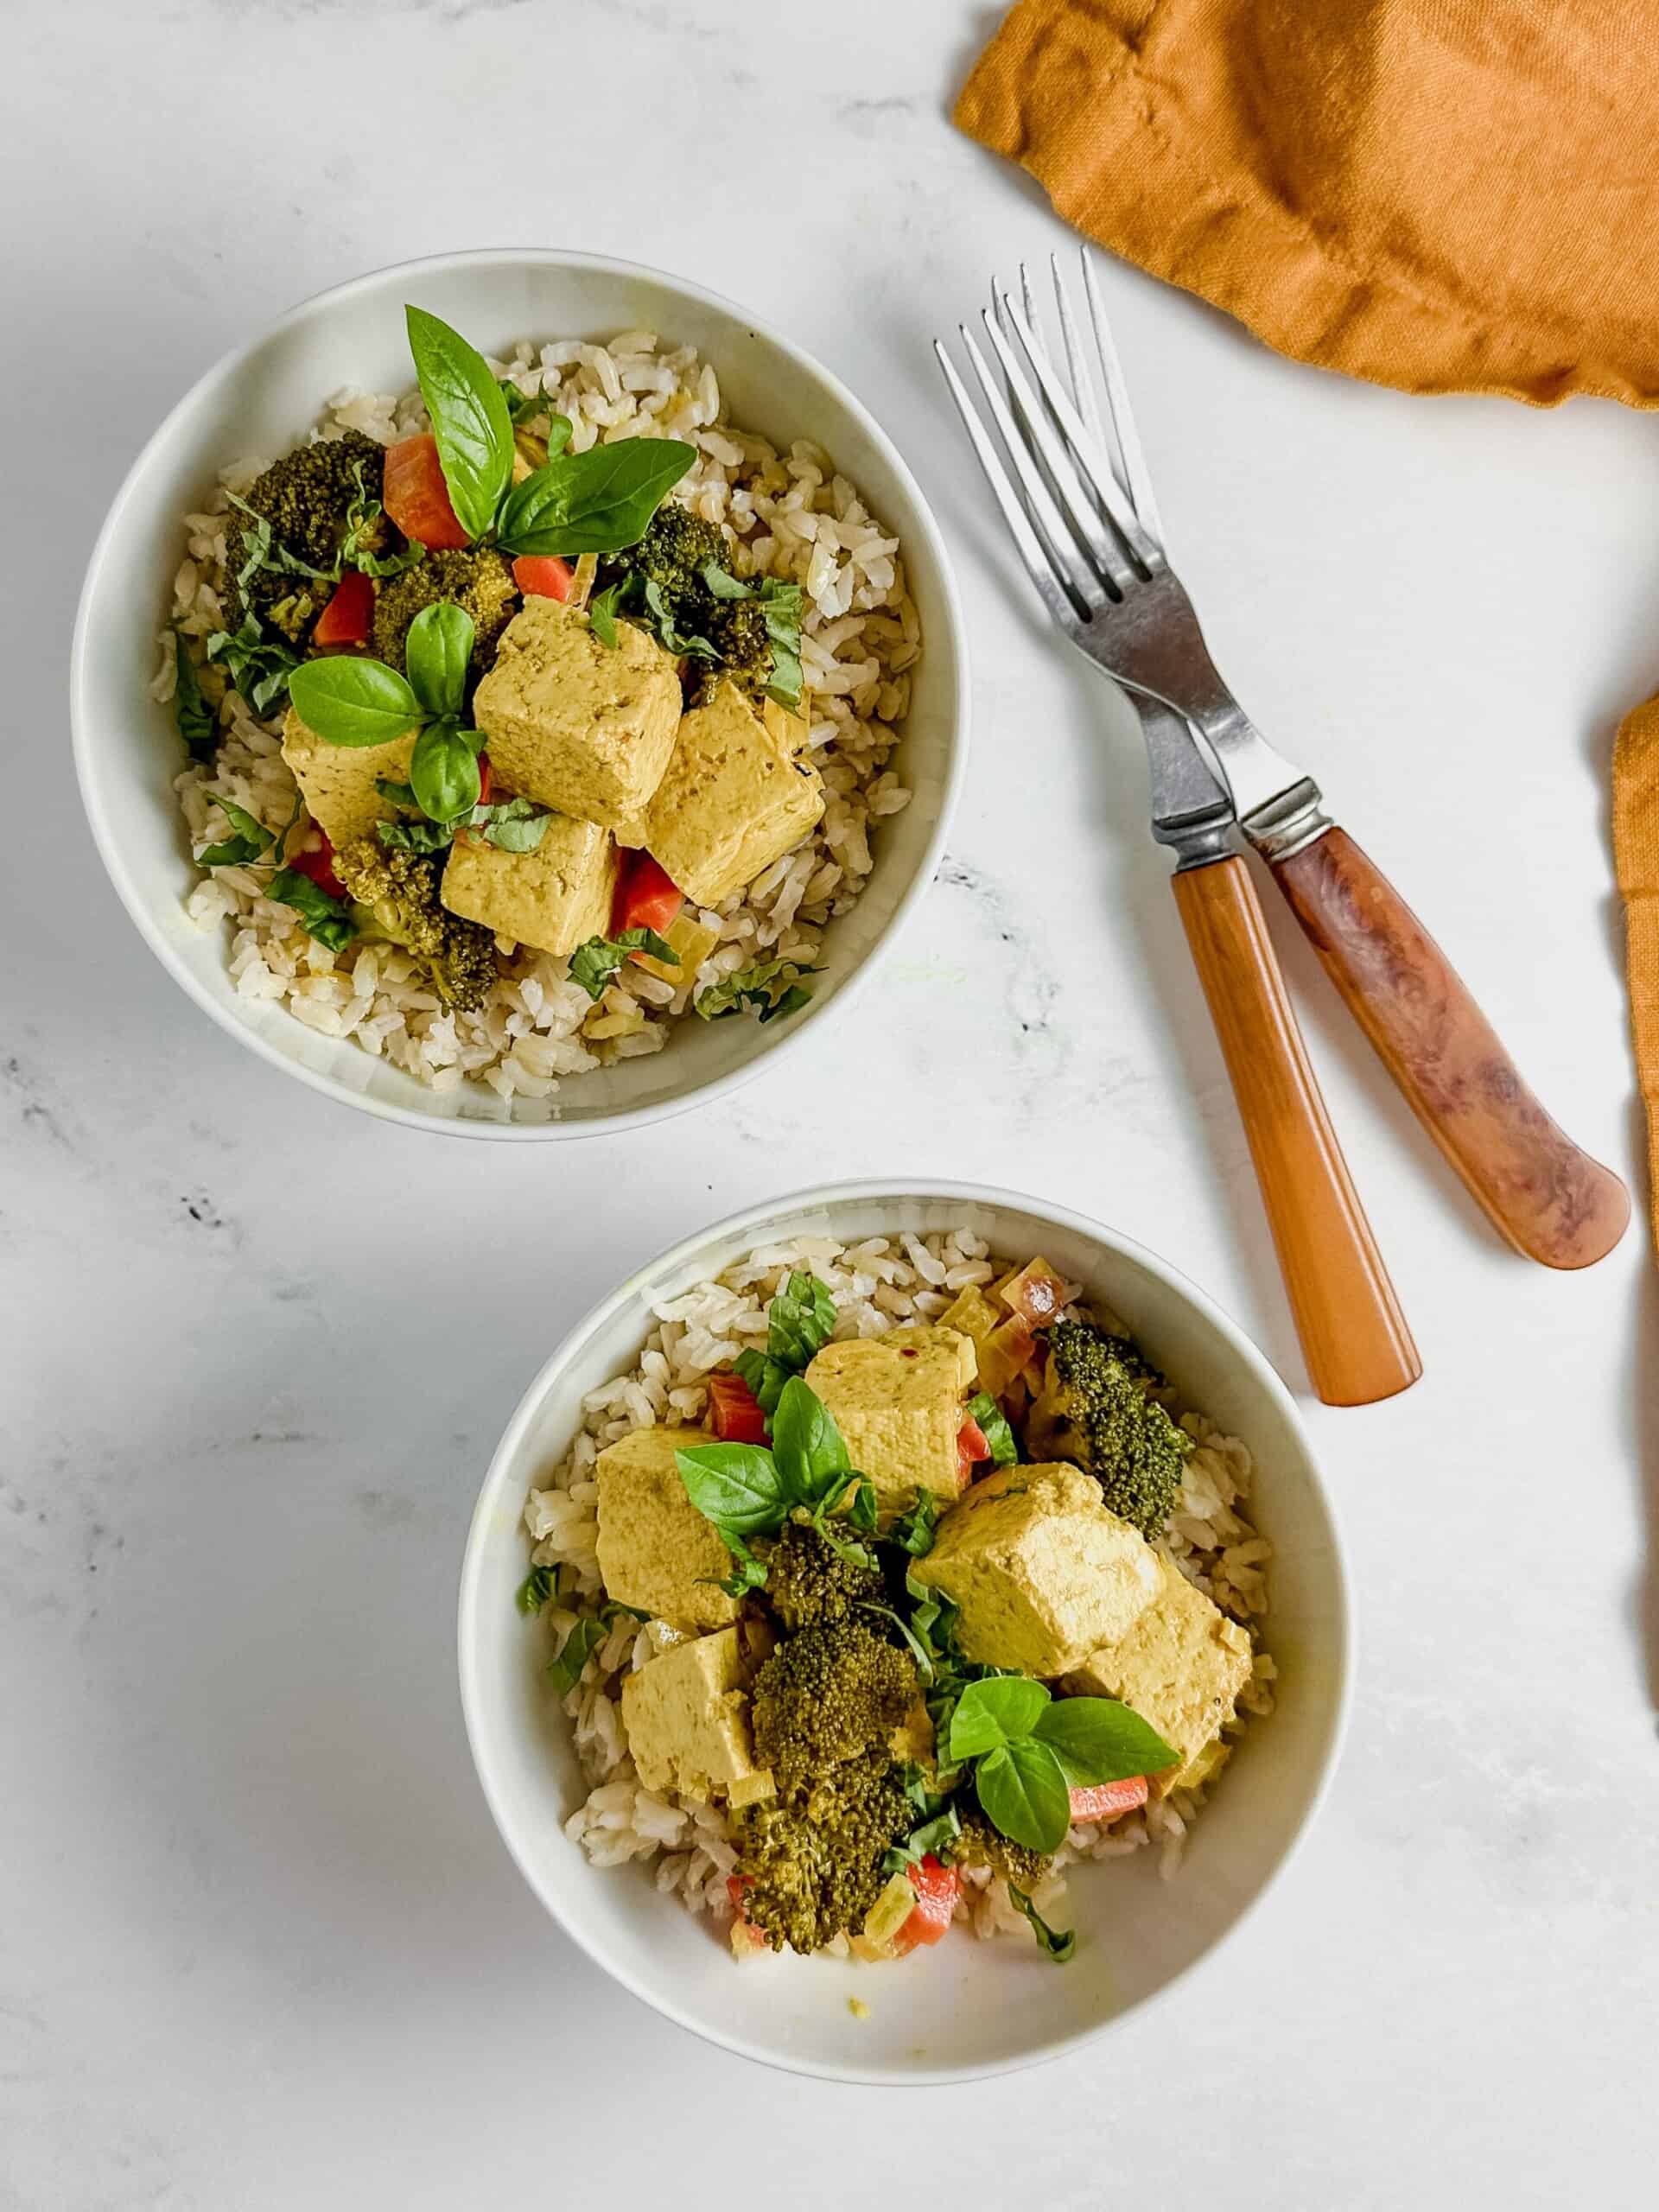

[441,813,617,957]
[594,1425,739,1633]
[909,1462,1162,1676]
[804,1324,976,1523]
[471,600,682,829]
[638,681,825,906]
[620,1624,772,1801]
[280,708,416,850]
[1065,1558,1253,1790]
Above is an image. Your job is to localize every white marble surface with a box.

[4,0,1656,2201]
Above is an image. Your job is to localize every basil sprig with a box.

[568,927,679,1001]
[733,1269,839,1421]
[693,958,817,1026]
[677,1376,876,1587]
[205,615,302,715]
[946,1677,1176,1854]
[289,601,485,824]
[403,306,696,557]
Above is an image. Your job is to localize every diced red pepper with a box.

[383,433,469,550]
[611,850,683,940]
[512,554,575,601]
[956,1417,990,1479]
[288,830,346,900]
[893,1855,958,1955]
[1068,1777,1148,1823]
[476,752,493,807]
[709,1372,768,1445]
[312,567,374,647]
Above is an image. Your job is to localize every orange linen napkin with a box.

[959,0,1659,1229]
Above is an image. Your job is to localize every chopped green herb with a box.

[375,817,454,855]
[548,1616,606,1696]
[205,615,302,715]
[195,794,274,869]
[766,1271,837,1367]
[891,1491,941,1557]
[965,1390,1018,1468]
[264,866,357,952]
[172,632,217,759]
[588,581,622,649]
[692,957,816,1024]
[516,1565,562,1615]
[568,927,678,1000]
[1007,1883,1076,1963]
[756,577,804,708]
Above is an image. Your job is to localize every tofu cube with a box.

[472,601,682,829]
[909,1462,1163,1676]
[761,695,811,753]
[638,681,825,906]
[804,1325,976,1525]
[594,1425,739,1632]
[280,707,416,851]
[620,1624,770,1801]
[1065,1558,1254,1791]
[441,812,617,957]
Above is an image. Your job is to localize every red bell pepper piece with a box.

[312,567,374,647]
[956,1417,990,1479]
[1068,1777,1148,1823]
[512,554,575,601]
[475,752,493,808]
[893,1854,958,1955]
[708,1372,768,1444]
[383,434,469,550]
[288,830,346,901]
[611,851,683,939]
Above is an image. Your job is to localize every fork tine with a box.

[1047,257,1108,453]
[932,338,1084,632]
[996,288,1163,574]
[1079,249,1164,545]
[977,305,1136,597]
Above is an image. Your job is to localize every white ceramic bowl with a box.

[71,251,966,1138]
[458,1181,1351,2084]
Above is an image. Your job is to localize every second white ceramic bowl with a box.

[458,1181,1351,2083]
[72,251,966,1138]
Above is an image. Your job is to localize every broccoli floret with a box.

[759,1521,884,1632]
[332,837,497,1014]
[954,1806,1052,1890]
[1025,1318,1193,1540]
[598,505,775,700]
[372,549,518,684]
[225,431,391,640]
[750,1618,918,1785]
[734,1748,910,1955]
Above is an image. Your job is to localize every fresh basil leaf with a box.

[495,438,698,558]
[205,617,302,715]
[288,654,421,747]
[498,377,543,426]
[472,798,550,853]
[891,1492,941,1557]
[883,1801,963,1876]
[404,601,474,721]
[265,866,357,952]
[700,561,753,601]
[693,958,817,1024]
[375,817,454,855]
[195,794,274,868]
[410,719,481,823]
[975,1738,1071,1854]
[674,1442,789,1535]
[172,633,217,758]
[766,1271,837,1368]
[964,1390,1018,1468]
[517,1565,562,1614]
[587,581,621,649]
[599,1599,651,1625]
[1007,1884,1076,1963]
[375,778,418,807]
[567,928,677,1001]
[708,1535,771,1600]
[769,1376,850,1506]
[405,304,513,542]
[548,1615,605,1697]
[733,1348,789,1418]
[848,1479,879,1535]
[1030,1697,1178,1786]
[857,1602,936,1687]
[757,577,804,708]
[948,1675,1052,1764]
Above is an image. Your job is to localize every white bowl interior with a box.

[72,252,963,1135]
[458,1185,1350,2083]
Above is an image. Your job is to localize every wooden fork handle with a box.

[1173,856,1421,1407]
[1269,828,1629,1270]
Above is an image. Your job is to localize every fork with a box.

[939,254,1630,1292]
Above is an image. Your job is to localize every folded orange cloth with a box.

[961,0,1659,1234]
[957,0,1659,408]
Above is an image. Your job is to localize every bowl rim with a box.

[455,1176,1355,2084]
[69,246,969,1141]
